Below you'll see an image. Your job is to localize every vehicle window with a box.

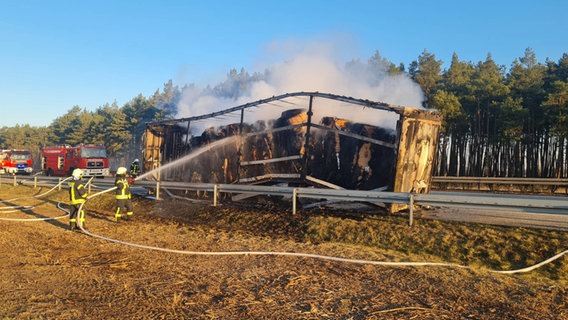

[81,148,107,158]
[11,153,31,160]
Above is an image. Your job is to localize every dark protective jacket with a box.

[115,177,131,200]
[130,162,140,176]
[68,181,87,205]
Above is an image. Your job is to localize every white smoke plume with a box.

[176,40,424,133]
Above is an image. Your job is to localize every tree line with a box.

[0,48,567,178]
[0,80,180,169]
[409,48,568,178]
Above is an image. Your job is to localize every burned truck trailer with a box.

[143,92,441,210]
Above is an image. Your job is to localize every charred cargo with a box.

[142,92,441,211]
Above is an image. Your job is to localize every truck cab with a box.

[42,145,110,178]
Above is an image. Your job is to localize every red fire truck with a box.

[41,144,110,178]
[1,149,34,175]
[1,149,16,174]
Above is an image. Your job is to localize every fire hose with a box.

[0,176,75,220]
[1,176,566,274]
[73,184,568,275]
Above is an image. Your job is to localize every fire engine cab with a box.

[41,144,110,178]
[1,149,33,175]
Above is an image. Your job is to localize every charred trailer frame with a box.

[142,92,442,212]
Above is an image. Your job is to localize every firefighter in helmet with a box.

[129,158,140,178]
[68,168,88,231]
[115,166,133,221]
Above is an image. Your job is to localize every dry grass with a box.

[0,184,567,319]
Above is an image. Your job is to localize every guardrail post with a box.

[213,184,218,207]
[155,181,160,200]
[34,176,37,188]
[58,178,62,191]
[13,175,17,186]
[409,194,414,226]
[292,188,298,215]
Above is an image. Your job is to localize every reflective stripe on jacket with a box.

[69,181,87,205]
[115,177,131,200]
[130,163,140,174]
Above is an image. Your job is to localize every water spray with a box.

[135,136,238,181]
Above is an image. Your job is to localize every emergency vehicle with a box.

[1,149,16,174]
[1,149,34,174]
[41,144,110,178]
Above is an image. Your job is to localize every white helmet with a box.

[72,168,83,180]
[117,167,127,175]
[134,158,139,163]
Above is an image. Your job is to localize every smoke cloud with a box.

[176,40,424,133]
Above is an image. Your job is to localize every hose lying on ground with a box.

[3,176,566,275]
[0,176,90,221]
[71,185,568,275]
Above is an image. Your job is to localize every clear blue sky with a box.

[1,0,566,127]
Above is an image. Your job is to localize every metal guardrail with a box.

[136,180,568,226]
[432,176,568,184]
[432,176,568,188]
[4,175,568,227]
[416,192,568,215]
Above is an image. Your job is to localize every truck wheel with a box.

[46,168,54,176]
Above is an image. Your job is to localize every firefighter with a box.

[129,158,140,178]
[68,168,88,231]
[115,167,133,221]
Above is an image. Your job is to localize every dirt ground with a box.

[0,184,567,320]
